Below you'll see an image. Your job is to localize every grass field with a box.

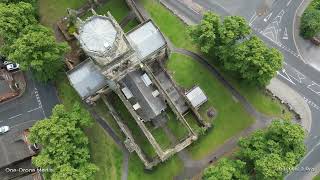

[39,0,138,31]
[140,0,197,52]
[94,99,125,139]
[314,175,320,180]
[55,76,123,180]
[38,0,86,26]
[167,53,254,159]
[128,154,183,180]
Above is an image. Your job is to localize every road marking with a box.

[8,114,22,120]
[283,27,288,39]
[27,107,41,113]
[263,12,273,22]
[274,10,285,25]
[287,0,293,6]
[304,97,320,111]
[249,12,257,26]
[277,69,296,85]
[307,82,320,95]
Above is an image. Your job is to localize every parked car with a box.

[0,126,10,134]
[6,63,20,71]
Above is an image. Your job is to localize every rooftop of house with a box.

[0,121,35,169]
[186,86,208,108]
[67,58,108,99]
[121,69,167,121]
[127,21,166,59]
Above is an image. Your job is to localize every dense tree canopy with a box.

[0,2,37,55]
[8,25,69,82]
[188,12,251,55]
[203,158,249,180]
[237,120,306,179]
[300,0,320,38]
[189,12,283,87]
[300,7,320,39]
[0,0,36,4]
[224,36,283,86]
[202,120,306,180]
[29,104,98,180]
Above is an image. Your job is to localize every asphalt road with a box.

[0,72,59,129]
[161,0,320,179]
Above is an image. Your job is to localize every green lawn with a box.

[94,99,125,139]
[166,110,189,141]
[55,76,123,180]
[128,154,184,180]
[92,0,139,32]
[140,0,197,52]
[38,0,87,26]
[167,53,254,159]
[314,175,320,180]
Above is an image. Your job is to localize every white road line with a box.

[287,0,293,6]
[264,12,273,22]
[8,114,22,120]
[249,12,257,26]
[27,107,41,113]
[277,69,296,85]
[307,82,320,95]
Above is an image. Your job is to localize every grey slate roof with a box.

[127,21,166,59]
[0,121,35,169]
[122,70,167,121]
[67,58,108,99]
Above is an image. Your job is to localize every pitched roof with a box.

[122,70,167,121]
[0,121,35,169]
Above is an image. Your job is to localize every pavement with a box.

[0,72,60,129]
[267,78,312,132]
[157,0,320,179]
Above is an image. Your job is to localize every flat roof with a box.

[79,16,117,53]
[186,86,208,108]
[67,59,108,99]
[127,21,166,59]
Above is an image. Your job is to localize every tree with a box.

[224,36,283,86]
[300,8,320,39]
[255,153,288,180]
[203,158,249,180]
[0,0,36,4]
[8,24,69,82]
[237,120,306,179]
[188,12,251,55]
[188,12,221,54]
[188,12,283,87]
[29,103,98,180]
[0,2,37,55]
